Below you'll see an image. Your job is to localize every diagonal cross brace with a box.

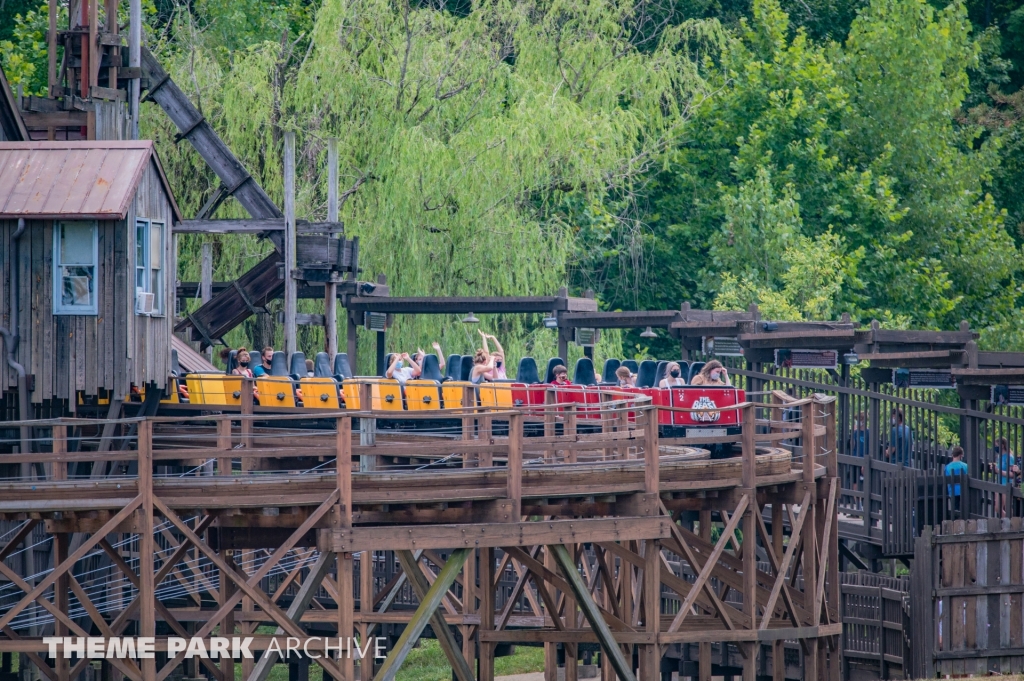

[395,551,475,681]
[373,548,471,681]
[549,543,637,681]
[248,551,335,681]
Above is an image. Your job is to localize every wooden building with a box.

[0,140,181,413]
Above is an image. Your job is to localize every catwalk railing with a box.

[721,362,1024,555]
[0,385,840,681]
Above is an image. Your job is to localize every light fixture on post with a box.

[640,326,657,339]
[542,316,559,329]
[462,312,480,324]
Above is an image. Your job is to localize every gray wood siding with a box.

[0,158,174,407]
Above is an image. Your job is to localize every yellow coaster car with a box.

[404,380,441,411]
[478,382,514,409]
[256,376,298,408]
[300,377,341,409]
[441,381,474,409]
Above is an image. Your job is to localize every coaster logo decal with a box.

[692,396,721,422]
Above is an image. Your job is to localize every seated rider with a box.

[659,361,685,388]
[480,331,507,380]
[387,352,422,384]
[469,349,496,385]
[691,360,730,386]
[615,365,636,388]
[550,365,572,386]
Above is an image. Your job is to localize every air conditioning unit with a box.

[136,290,155,314]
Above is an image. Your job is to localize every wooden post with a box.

[88,0,98,90]
[128,0,140,136]
[742,404,758,681]
[639,539,661,678]
[54,532,69,681]
[283,131,297,358]
[201,243,213,361]
[347,312,358,375]
[105,0,118,93]
[544,544,559,681]
[220,552,236,681]
[479,546,495,681]
[699,508,712,681]
[360,550,373,680]
[217,417,231,476]
[240,378,253,456]
[52,425,67,481]
[359,383,377,471]
[462,547,477,676]
[645,405,659,494]
[824,399,840,681]
[47,0,57,96]
[337,415,354,680]
[138,420,156,681]
[326,138,339,358]
[801,400,819,679]
[507,412,522,518]
[772,498,785,681]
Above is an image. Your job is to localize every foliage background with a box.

[4,0,1024,370]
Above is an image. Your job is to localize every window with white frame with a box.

[53,221,98,315]
[135,218,164,315]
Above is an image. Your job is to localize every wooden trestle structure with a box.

[0,389,840,681]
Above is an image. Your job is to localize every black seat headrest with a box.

[446,355,462,379]
[313,352,332,378]
[383,353,395,377]
[621,359,638,374]
[688,361,706,384]
[545,357,565,383]
[517,357,540,384]
[170,349,181,377]
[289,352,307,379]
[635,360,658,388]
[653,361,669,387]
[460,356,475,382]
[226,350,238,375]
[601,358,621,383]
[333,353,353,379]
[420,354,444,382]
[270,351,288,376]
[573,357,597,386]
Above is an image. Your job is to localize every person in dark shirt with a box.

[849,411,869,457]
[886,408,913,466]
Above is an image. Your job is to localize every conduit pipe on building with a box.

[0,218,32,457]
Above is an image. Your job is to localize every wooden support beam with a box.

[249,551,335,681]
[549,544,637,681]
[326,137,339,358]
[394,551,474,681]
[284,131,297,357]
[373,548,471,681]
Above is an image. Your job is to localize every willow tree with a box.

[154,0,719,370]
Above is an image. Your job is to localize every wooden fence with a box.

[881,471,969,557]
[840,571,909,680]
[911,518,1024,678]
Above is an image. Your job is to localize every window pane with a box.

[62,266,94,307]
[60,222,95,265]
[150,223,163,269]
[150,269,162,311]
[136,221,147,270]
